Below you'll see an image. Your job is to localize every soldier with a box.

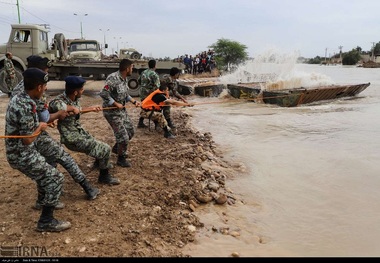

[140,84,192,139]
[12,55,100,207]
[49,76,120,185]
[160,67,188,129]
[4,52,16,97]
[5,68,71,232]
[99,59,141,168]
[137,59,161,128]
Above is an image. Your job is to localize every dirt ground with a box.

[0,80,240,258]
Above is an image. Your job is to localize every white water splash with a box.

[219,49,334,91]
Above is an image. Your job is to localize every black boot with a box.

[117,155,131,168]
[98,169,120,185]
[36,206,71,232]
[137,117,147,128]
[166,118,176,129]
[80,179,100,200]
[164,127,176,139]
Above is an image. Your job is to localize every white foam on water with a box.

[219,48,335,91]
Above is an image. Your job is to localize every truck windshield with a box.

[70,42,98,52]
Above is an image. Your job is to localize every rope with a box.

[0,131,42,139]
[0,93,298,139]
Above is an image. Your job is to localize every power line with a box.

[0,0,15,5]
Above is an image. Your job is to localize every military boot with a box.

[166,118,176,129]
[117,155,131,168]
[80,179,100,200]
[164,126,176,139]
[98,169,120,185]
[36,206,71,232]
[137,117,147,128]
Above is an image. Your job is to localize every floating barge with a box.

[177,76,370,107]
[227,82,371,107]
[178,77,222,96]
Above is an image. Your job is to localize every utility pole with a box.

[99,28,110,55]
[371,42,375,62]
[325,48,328,63]
[74,13,88,39]
[338,46,343,64]
[16,0,21,23]
[114,37,121,53]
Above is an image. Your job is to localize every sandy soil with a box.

[0,80,242,258]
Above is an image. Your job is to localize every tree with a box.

[209,38,248,71]
[373,42,380,56]
[307,56,323,64]
[342,48,361,65]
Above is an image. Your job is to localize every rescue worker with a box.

[137,59,161,128]
[4,52,16,97]
[99,59,141,168]
[160,67,188,129]
[5,68,71,232]
[49,76,120,185]
[12,55,100,206]
[140,84,192,139]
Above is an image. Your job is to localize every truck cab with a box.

[68,39,102,61]
[0,24,60,94]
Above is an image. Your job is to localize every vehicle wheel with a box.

[131,52,141,60]
[127,78,140,97]
[92,74,105,80]
[0,67,23,95]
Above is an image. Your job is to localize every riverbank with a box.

[0,80,245,257]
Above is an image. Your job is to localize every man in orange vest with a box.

[140,85,192,139]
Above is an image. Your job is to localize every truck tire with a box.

[127,78,140,97]
[54,33,68,59]
[131,52,141,60]
[0,67,23,95]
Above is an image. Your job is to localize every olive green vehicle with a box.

[0,24,185,96]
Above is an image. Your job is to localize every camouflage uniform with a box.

[49,92,111,170]
[160,74,179,120]
[5,91,63,207]
[14,81,86,182]
[99,70,134,159]
[11,80,50,121]
[4,57,16,94]
[138,68,161,101]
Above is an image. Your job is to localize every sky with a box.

[1,0,380,59]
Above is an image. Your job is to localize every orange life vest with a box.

[141,89,169,111]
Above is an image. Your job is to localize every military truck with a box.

[67,39,103,61]
[0,24,184,96]
[118,48,142,60]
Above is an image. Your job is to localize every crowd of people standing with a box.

[176,49,217,75]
